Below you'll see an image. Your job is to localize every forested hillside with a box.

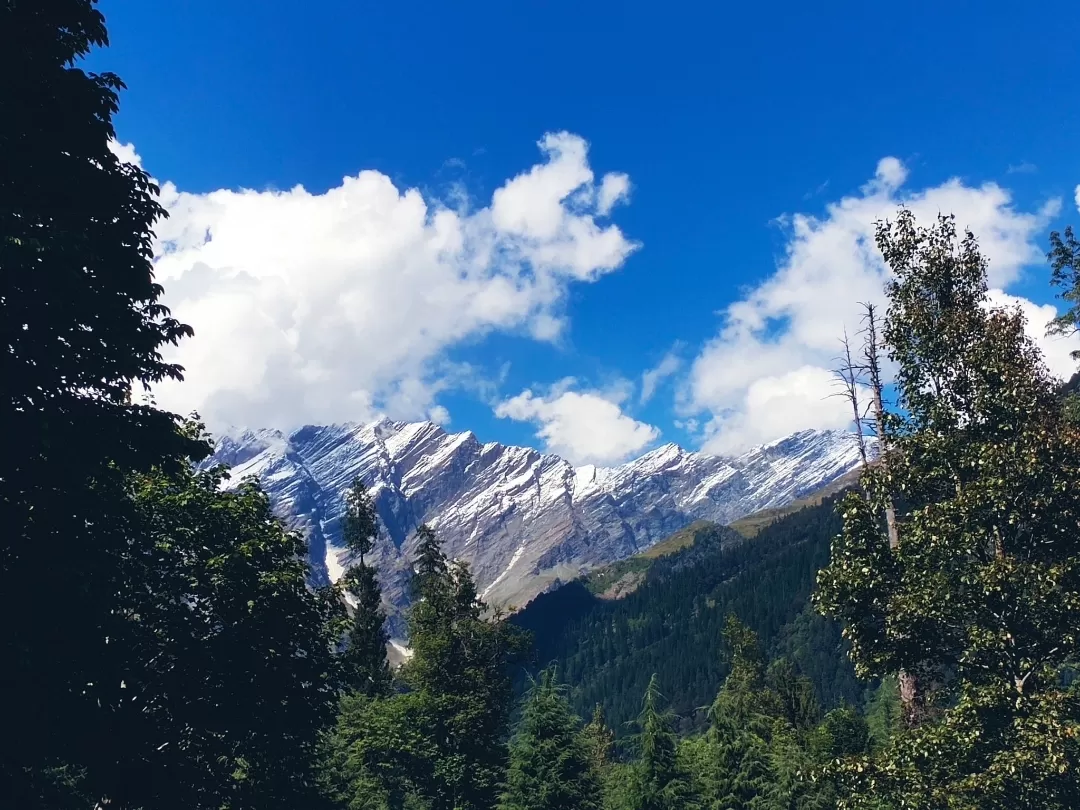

[513,495,865,735]
[8,4,1080,808]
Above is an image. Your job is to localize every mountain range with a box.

[205,419,864,636]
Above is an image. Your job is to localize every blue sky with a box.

[94,0,1080,464]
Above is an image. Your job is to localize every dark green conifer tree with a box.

[616,675,693,810]
[706,617,780,810]
[324,524,530,810]
[581,703,616,779]
[499,668,601,810]
[340,478,391,697]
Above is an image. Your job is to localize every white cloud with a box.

[494,379,659,465]
[597,172,631,216]
[687,157,1063,454]
[640,350,682,404]
[108,139,143,168]
[428,405,452,426]
[121,132,638,430]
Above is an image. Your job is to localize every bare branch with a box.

[831,329,869,468]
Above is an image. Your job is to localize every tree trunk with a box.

[898,670,921,726]
[863,304,914,723]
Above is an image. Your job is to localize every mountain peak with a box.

[206,419,862,636]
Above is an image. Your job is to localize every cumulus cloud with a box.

[494,379,660,465]
[597,172,631,216]
[640,349,682,404]
[119,133,638,430]
[687,157,1067,455]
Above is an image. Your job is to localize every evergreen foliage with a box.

[322,526,530,810]
[499,668,602,810]
[514,501,864,734]
[340,478,392,697]
[672,620,866,810]
[609,676,694,810]
[581,704,616,778]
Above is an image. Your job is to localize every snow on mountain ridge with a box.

[205,419,863,636]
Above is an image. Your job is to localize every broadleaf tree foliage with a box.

[816,210,1080,809]
[2,0,204,803]
[4,4,345,807]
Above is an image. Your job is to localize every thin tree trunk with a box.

[863,305,899,551]
[834,329,870,470]
[862,304,918,726]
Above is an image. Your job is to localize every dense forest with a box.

[513,497,867,735]
[5,3,1080,808]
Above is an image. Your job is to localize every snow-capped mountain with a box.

[206,420,863,635]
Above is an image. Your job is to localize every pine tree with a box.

[617,675,693,810]
[766,658,821,734]
[816,211,1080,808]
[499,669,601,810]
[705,617,780,810]
[809,706,869,762]
[326,525,530,810]
[412,523,449,601]
[863,677,901,752]
[581,704,615,778]
[340,478,391,697]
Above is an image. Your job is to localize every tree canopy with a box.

[816,210,1080,809]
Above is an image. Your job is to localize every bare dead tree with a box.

[861,303,899,551]
[860,301,927,724]
[830,328,870,470]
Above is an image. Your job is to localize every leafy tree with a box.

[1048,228,1080,423]
[1047,225,1080,362]
[816,211,1080,808]
[116,445,345,810]
[1,2,206,804]
[499,668,602,810]
[340,477,391,697]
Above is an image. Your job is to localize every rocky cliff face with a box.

[206,420,862,636]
